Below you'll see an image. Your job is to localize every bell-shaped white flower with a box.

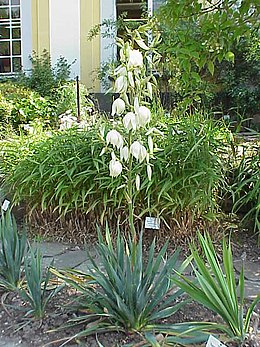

[137,106,151,127]
[123,112,137,131]
[114,75,127,94]
[120,146,129,162]
[130,141,147,163]
[109,159,122,177]
[106,130,123,149]
[111,98,125,116]
[134,97,139,114]
[128,49,143,68]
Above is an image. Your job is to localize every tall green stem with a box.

[127,129,136,243]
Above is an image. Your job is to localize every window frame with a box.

[0,0,21,75]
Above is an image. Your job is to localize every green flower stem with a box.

[127,129,136,244]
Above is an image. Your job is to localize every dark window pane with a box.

[11,0,20,4]
[0,57,11,72]
[13,56,21,71]
[0,0,9,5]
[12,26,20,39]
[0,7,9,19]
[0,24,10,39]
[12,40,20,55]
[11,7,20,19]
[0,41,10,55]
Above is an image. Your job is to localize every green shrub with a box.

[20,50,72,97]
[0,81,57,130]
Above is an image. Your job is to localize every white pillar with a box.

[21,0,32,73]
[49,0,80,79]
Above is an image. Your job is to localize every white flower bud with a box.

[111,98,125,116]
[114,75,127,94]
[128,71,135,88]
[106,130,123,149]
[130,141,147,163]
[128,49,143,68]
[120,146,129,162]
[148,136,153,153]
[123,112,137,131]
[137,106,151,127]
[147,165,152,181]
[147,82,153,99]
[134,97,139,114]
[109,159,122,177]
[136,174,141,191]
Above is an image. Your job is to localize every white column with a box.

[148,0,153,16]
[49,0,80,79]
[21,0,32,73]
[100,0,116,92]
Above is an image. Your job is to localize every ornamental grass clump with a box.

[173,232,260,343]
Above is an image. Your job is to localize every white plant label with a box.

[206,335,227,347]
[145,217,160,230]
[2,199,10,211]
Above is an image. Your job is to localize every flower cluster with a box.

[101,41,159,190]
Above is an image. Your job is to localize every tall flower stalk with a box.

[101,24,161,241]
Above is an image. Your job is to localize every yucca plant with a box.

[51,226,210,345]
[20,247,62,319]
[0,210,27,290]
[172,232,260,343]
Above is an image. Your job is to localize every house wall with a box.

[29,0,101,92]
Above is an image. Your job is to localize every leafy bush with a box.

[0,210,27,291]
[0,81,57,130]
[20,50,72,97]
[52,227,208,345]
[0,114,230,232]
[173,232,260,342]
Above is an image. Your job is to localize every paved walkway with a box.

[32,241,260,300]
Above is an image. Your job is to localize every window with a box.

[0,0,21,74]
[116,0,147,21]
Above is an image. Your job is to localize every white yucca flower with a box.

[109,159,122,177]
[120,146,129,162]
[114,75,127,94]
[130,141,147,163]
[111,98,125,116]
[123,112,137,131]
[106,130,124,149]
[128,49,143,68]
[148,136,153,153]
[137,106,151,127]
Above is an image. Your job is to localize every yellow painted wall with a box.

[31,0,101,92]
[80,0,100,92]
[31,0,50,54]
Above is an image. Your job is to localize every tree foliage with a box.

[156,0,260,105]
